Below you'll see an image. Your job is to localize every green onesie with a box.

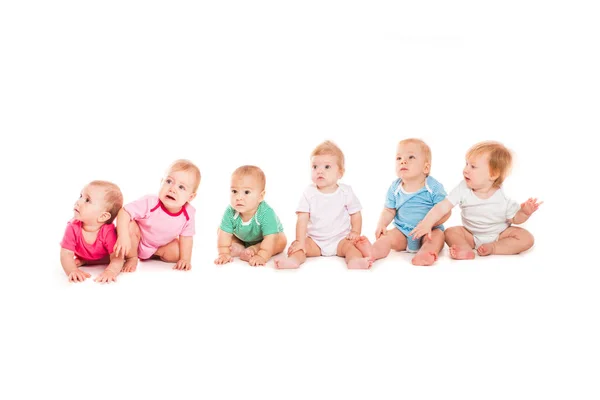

[219,201,284,246]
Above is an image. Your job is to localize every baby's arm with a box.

[113,208,132,257]
[215,229,234,264]
[434,211,452,226]
[174,236,193,270]
[375,208,396,239]
[510,198,543,225]
[347,211,362,240]
[288,212,310,255]
[410,199,454,239]
[94,252,124,283]
[60,248,90,282]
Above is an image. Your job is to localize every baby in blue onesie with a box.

[356,139,450,266]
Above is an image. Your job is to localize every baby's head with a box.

[230,165,266,215]
[464,141,512,189]
[73,181,123,225]
[395,139,432,179]
[310,140,345,189]
[159,159,201,211]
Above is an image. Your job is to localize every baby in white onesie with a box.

[410,141,542,259]
[274,140,372,269]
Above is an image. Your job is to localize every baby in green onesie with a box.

[214,165,287,266]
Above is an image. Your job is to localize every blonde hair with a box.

[232,165,266,190]
[466,141,513,187]
[311,140,345,173]
[397,138,432,175]
[88,180,123,224]
[167,159,201,192]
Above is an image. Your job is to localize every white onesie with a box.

[447,181,520,249]
[296,184,362,256]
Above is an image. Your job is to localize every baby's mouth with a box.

[166,195,176,201]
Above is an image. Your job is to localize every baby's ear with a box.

[188,192,197,202]
[424,163,431,175]
[98,211,111,223]
[260,190,266,201]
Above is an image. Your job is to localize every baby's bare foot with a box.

[477,243,495,257]
[411,251,437,266]
[230,243,245,257]
[449,245,475,260]
[240,248,256,262]
[347,257,373,269]
[274,258,301,269]
[353,236,373,261]
[121,257,139,272]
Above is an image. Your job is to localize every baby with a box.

[60,181,124,283]
[274,140,371,269]
[214,165,287,266]
[358,139,450,266]
[410,141,541,258]
[114,159,200,271]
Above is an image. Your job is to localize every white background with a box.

[1,1,598,399]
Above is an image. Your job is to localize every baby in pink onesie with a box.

[60,181,124,283]
[274,141,372,269]
[114,159,201,272]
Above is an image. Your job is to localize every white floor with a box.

[5,237,596,400]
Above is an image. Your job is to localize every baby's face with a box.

[463,154,495,190]
[311,154,342,190]
[395,143,430,180]
[73,185,109,225]
[159,169,197,212]
[230,174,265,215]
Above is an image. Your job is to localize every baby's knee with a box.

[520,230,535,250]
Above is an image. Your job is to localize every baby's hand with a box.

[521,198,543,216]
[410,222,432,241]
[249,255,266,266]
[174,259,192,271]
[68,268,91,283]
[346,231,360,241]
[214,254,233,265]
[375,224,387,239]
[287,240,305,256]
[113,236,131,258]
[94,269,118,283]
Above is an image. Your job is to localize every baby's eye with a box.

[312,165,317,169]
[325,165,330,169]
[85,198,91,203]
[231,189,237,194]
[409,155,415,159]
[244,190,251,195]
[396,157,402,161]
[179,185,186,191]
[166,178,172,184]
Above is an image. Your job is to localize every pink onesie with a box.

[124,195,196,260]
[60,220,117,261]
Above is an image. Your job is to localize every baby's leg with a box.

[353,236,373,260]
[240,242,260,261]
[445,226,476,260]
[122,220,141,272]
[338,238,372,269]
[154,238,180,262]
[229,235,246,258]
[412,228,445,266]
[275,237,321,269]
[477,226,534,256]
[371,228,407,261]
